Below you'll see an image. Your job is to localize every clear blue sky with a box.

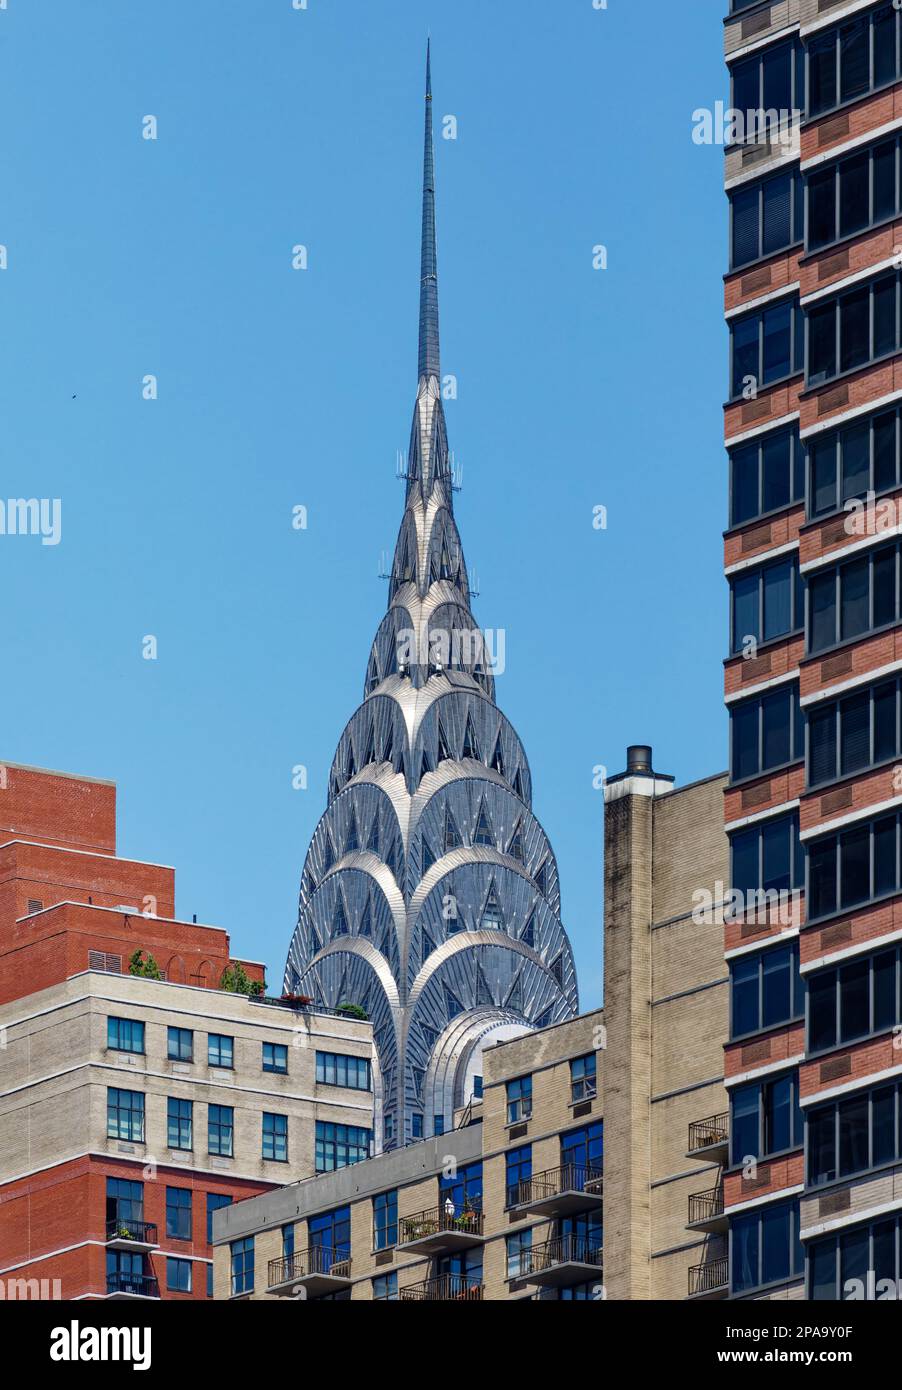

[0,0,728,1009]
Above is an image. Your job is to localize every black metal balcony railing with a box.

[508,1163,603,1208]
[688,1254,729,1297]
[106,1272,160,1298]
[268,1246,351,1288]
[518,1233,603,1277]
[687,1113,729,1154]
[399,1204,484,1243]
[688,1186,725,1226]
[105,1218,158,1245]
[399,1274,484,1301]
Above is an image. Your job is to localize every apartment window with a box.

[730,812,803,895]
[208,1104,234,1158]
[262,1112,288,1163]
[730,168,803,269]
[309,1207,351,1268]
[730,941,804,1039]
[107,1017,145,1055]
[166,1257,192,1293]
[315,1121,372,1172]
[808,944,901,1052]
[167,1027,193,1063]
[106,1177,143,1233]
[441,1161,483,1214]
[263,1042,288,1074]
[731,1071,803,1165]
[809,1079,902,1187]
[808,539,900,655]
[561,1120,604,1178]
[411,1114,423,1140]
[730,297,804,399]
[230,1236,254,1296]
[560,1281,602,1301]
[373,1190,398,1251]
[730,423,804,529]
[315,1051,371,1090]
[809,1214,901,1298]
[206,1264,213,1298]
[808,810,901,922]
[208,1034,233,1069]
[282,1224,295,1260]
[808,271,902,388]
[730,554,803,653]
[809,407,902,519]
[506,1228,533,1280]
[808,136,901,253]
[506,1074,533,1124]
[731,1199,803,1294]
[730,682,804,782]
[373,1272,398,1301]
[166,1187,192,1242]
[731,38,804,140]
[167,1097,193,1151]
[570,1053,597,1103]
[809,677,901,788]
[808,4,901,118]
[107,1088,144,1143]
[206,1192,232,1243]
[505,1145,532,1208]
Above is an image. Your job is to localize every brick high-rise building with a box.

[724,0,902,1301]
[0,760,375,1300]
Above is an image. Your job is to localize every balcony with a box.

[267,1247,352,1298]
[687,1246,728,1300]
[106,1272,160,1299]
[686,1112,729,1163]
[399,1274,484,1301]
[687,1185,727,1235]
[507,1163,603,1217]
[105,1219,158,1253]
[397,1204,486,1255]
[518,1234,603,1289]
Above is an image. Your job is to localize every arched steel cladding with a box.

[366,594,493,696]
[327,683,533,804]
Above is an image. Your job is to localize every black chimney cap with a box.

[626,744,653,774]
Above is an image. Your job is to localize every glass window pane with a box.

[761,1204,791,1285]
[762,947,792,1029]
[732,443,760,525]
[732,954,760,1036]
[732,1211,759,1293]
[809,34,837,116]
[763,174,792,255]
[840,556,869,640]
[763,561,792,640]
[762,431,791,512]
[840,958,870,1039]
[809,838,838,920]
[809,969,838,1050]
[762,688,791,768]
[874,141,897,221]
[873,1086,897,1165]
[840,286,870,372]
[809,704,837,785]
[732,700,760,779]
[732,316,760,397]
[733,185,760,267]
[840,691,870,775]
[874,411,897,493]
[812,436,839,515]
[732,828,759,894]
[762,818,791,892]
[733,572,760,651]
[808,168,836,250]
[732,1085,761,1167]
[839,153,869,238]
[873,547,897,628]
[733,57,760,119]
[838,1094,869,1175]
[809,302,837,385]
[874,276,898,359]
[840,20,870,103]
[874,816,898,897]
[809,1107,837,1185]
[840,421,870,502]
[763,302,792,383]
[763,44,792,112]
[875,7,898,86]
[840,825,870,907]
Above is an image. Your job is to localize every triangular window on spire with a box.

[420,926,435,962]
[437,721,452,763]
[346,741,356,779]
[401,536,414,583]
[444,986,464,1021]
[507,820,524,862]
[332,898,349,938]
[382,723,393,765]
[534,1006,554,1029]
[322,831,336,873]
[513,767,525,800]
[308,922,321,955]
[550,953,564,987]
[473,800,494,848]
[385,837,398,878]
[358,898,372,938]
[521,911,536,948]
[534,858,548,896]
[490,733,505,776]
[367,811,380,855]
[505,969,523,1013]
[366,654,380,694]
[412,1067,426,1102]
[421,1024,439,1053]
[345,809,359,855]
[396,750,407,784]
[379,923,393,959]
[440,537,453,581]
[429,549,439,585]
[475,960,494,1007]
[421,835,435,875]
[361,724,375,768]
[444,807,462,852]
[420,748,432,782]
[462,713,480,761]
[480,881,504,930]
